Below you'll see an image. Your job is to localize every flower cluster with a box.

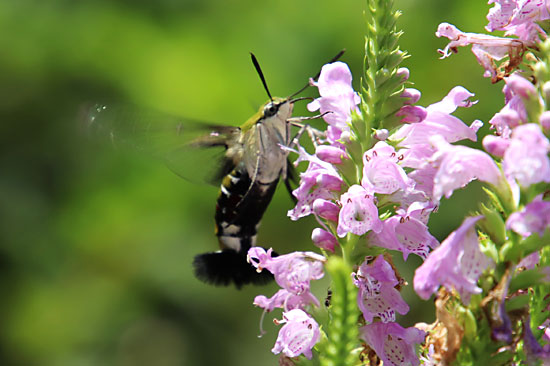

[246,1,550,365]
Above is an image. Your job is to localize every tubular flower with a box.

[272,309,321,359]
[414,216,494,304]
[352,256,410,323]
[503,123,550,187]
[506,196,550,237]
[436,22,527,81]
[362,141,415,195]
[337,185,383,237]
[429,135,504,201]
[360,322,426,366]
[486,0,550,43]
[307,61,360,145]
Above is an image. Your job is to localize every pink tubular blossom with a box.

[272,309,320,359]
[436,22,527,80]
[503,123,550,187]
[337,185,383,237]
[506,197,550,237]
[368,203,439,260]
[360,322,426,366]
[362,142,415,195]
[483,134,511,157]
[311,228,338,252]
[429,135,504,200]
[352,256,410,323]
[392,87,480,147]
[254,289,320,312]
[414,216,493,304]
[247,248,325,295]
[486,0,550,42]
[307,61,360,145]
[287,146,343,220]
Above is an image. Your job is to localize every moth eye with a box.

[263,102,278,117]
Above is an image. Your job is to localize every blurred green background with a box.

[0,0,505,365]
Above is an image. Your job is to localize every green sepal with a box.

[479,233,499,264]
[457,306,478,342]
[505,293,530,312]
[509,268,548,293]
[501,229,550,262]
[375,70,407,97]
[479,204,507,247]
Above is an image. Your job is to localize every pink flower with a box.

[272,309,321,359]
[311,228,338,252]
[414,216,494,304]
[307,61,360,145]
[337,185,383,237]
[362,142,415,195]
[392,86,480,147]
[360,322,426,366]
[436,22,527,81]
[429,135,504,200]
[352,256,410,323]
[486,0,550,42]
[368,203,439,260]
[503,123,550,187]
[287,146,343,220]
[247,248,325,295]
[254,289,320,312]
[506,197,550,237]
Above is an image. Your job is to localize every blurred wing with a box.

[84,104,241,185]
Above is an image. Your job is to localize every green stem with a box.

[320,257,360,366]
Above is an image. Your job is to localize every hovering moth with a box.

[87,51,343,288]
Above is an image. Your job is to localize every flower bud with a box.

[540,111,550,130]
[374,129,389,141]
[313,199,340,222]
[315,145,347,164]
[401,88,421,105]
[311,228,338,252]
[396,105,427,123]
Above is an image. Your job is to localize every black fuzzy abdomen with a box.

[193,166,279,287]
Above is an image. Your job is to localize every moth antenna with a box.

[288,49,346,98]
[250,53,273,101]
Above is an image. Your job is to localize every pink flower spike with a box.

[503,123,550,187]
[414,216,494,304]
[430,135,504,200]
[337,185,383,237]
[272,309,320,359]
[311,228,338,252]
[352,256,410,323]
[360,322,426,366]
